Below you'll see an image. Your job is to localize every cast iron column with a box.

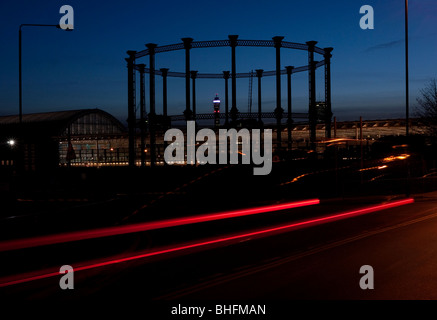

[191,71,198,120]
[138,64,146,167]
[126,50,137,167]
[160,68,169,119]
[324,48,333,139]
[273,36,284,150]
[182,38,193,121]
[146,43,157,167]
[223,71,230,127]
[229,35,239,126]
[255,69,263,126]
[160,68,169,162]
[307,41,318,152]
[286,66,294,150]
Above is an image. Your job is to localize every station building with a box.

[0,109,127,171]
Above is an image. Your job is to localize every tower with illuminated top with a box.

[213,94,220,128]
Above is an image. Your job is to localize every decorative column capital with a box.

[160,68,169,77]
[272,36,284,48]
[285,66,294,75]
[181,37,193,49]
[126,50,137,63]
[126,50,137,57]
[137,63,146,73]
[324,47,333,59]
[228,35,239,47]
[306,41,318,52]
[255,69,264,78]
[145,43,157,53]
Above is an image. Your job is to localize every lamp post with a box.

[405,0,409,137]
[19,24,72,124]
[405,0,411,197]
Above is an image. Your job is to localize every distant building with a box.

[0,109,126,171]
[288,118,424,143]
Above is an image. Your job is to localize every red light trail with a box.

[0,199,320,252]
[0,198,413,288]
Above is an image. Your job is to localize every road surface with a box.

[3,192,437,308]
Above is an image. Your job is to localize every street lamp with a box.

[19,24,72,124]
[405,0,411,197]
[405,0,409,137]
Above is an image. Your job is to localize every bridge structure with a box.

[126,35,333,167]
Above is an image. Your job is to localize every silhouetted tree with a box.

[416,78,437,136]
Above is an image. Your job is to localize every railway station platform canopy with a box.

[0,109,125,139]
[0,109,127,169]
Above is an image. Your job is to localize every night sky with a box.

[1,0,436,123]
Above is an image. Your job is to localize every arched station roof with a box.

[0,109,125,139]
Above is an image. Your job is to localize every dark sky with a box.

[0,0,436,122]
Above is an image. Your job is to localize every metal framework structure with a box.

[126,35,333,167]
[168,112,309,122]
